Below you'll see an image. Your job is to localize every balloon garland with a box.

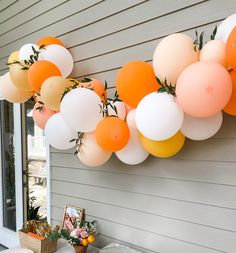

[1,14,236,167]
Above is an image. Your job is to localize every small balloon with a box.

[126,109,137,129]
[61,88,103,132]
[95,117,130,152]
[139,131,185,158]
[181,112,223,140]
[108,101,126,119]
[44,113,77,150]
[79,79,106,100]
[36,36,65,47]
[116,127,149,165]
[8,51,19,64]
[78,132,112,167]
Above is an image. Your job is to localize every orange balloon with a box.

[36,36,65,47]
[80,79,106,101]
[28,60,61,92]
[95,117,130,152]
[224,70,236,115]
[226,27,236,69]
[116,61,160,107]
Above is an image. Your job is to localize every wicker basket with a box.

[18,228,57,253]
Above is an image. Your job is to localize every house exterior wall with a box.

[1,1,236,252]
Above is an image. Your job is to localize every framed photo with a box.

[62,205,85,232]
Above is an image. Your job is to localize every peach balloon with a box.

[224,70,236,115]
[80,79,106,100]
[36,36,65,47]
[226,27,236,69]
[153,33,198,85]
[176,62,232,117]
[28,60,61,92]
[32,102,55,129]
[8,50,19,64]
[200,40,227,67]
[9,63,32,91]
[78,132,112,167]
[41,76,71,111]
[116,61,159,107]
[0,73,33,103]
[124,103,133,114]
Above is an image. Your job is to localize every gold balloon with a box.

[0,73,33,103]
[9,63,33,91]
[40,76,72,111]
[8,50,19,64]
[139,131,185,158]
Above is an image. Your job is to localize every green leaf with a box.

[32,46,37,54]
[210,26,217,40]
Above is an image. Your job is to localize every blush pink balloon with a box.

[124,103,133,114]
[32,101,55,129]
[176,62,232,118]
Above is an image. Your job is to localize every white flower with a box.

[70,229,78,238]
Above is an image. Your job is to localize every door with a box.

[0,100,24,247]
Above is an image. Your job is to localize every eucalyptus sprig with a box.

[70,132,84,155]
[35,100,45,113]
[156,77,176,97]
[210,26,217,40]
[193,30,204,51]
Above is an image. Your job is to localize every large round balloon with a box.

[36,36,65,47]
[18,43,41,61]
[41,76,71,111]
[78,132,112,167]
[61,88,103,132]
[139,131,185,158]
[153,33,198,85]
[176,61,232,117]
[136,92,184,141]
[9,63,32,91]
[44,113,77,150]
[181,112,223,140]
[116,61,159,107]
[200,40,227,67]
[224,70,236,115]
[32,101,55,129]
[108,101,126,119]
[40,44,73,77]
[95,116,130,152]
[28,60,62,92]
[0,73,33,103]
[116,127,149,165]
[8,50,19,64]
[226,27,236,69]
[215,13,236,42]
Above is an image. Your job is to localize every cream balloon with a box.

[41,76,71,111]
[215,13,236,42]
[61,88,103,132]
[136,92,184,141]
[126,109,137,129]
[200,40,226,67]
[9,63,32,91]
[153,33,198,84]
[181,111,223,140]
[40,44,73,77]
[0,73,33,103]
[78,132,112,167]
[8,50,19,64]
[116,127,149,165]
[44,113,77,150]
[108,101,126,119]
[18,43,41,61]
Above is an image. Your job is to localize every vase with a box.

[74,246,87,253]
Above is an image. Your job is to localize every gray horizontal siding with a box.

[1,0,236,252]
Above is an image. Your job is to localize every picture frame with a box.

[61,205,85,233]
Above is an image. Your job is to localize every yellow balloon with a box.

[40,76,72,111]
[8,50,19,64]
[139,131,185,158]
[9,63,33,91]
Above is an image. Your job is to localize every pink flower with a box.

[80,230,88,238]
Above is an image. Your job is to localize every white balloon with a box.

[116,128,149,165]
[78,132,112,167]
[215,13,236,42]
[108,101,126,119]
[136,92,184,141]
[45,113,77,150]
[18,43,41,61]
[181,112,223,140]
[126,109,137,129]
[40,44,73,77]
[61,88,103,132]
